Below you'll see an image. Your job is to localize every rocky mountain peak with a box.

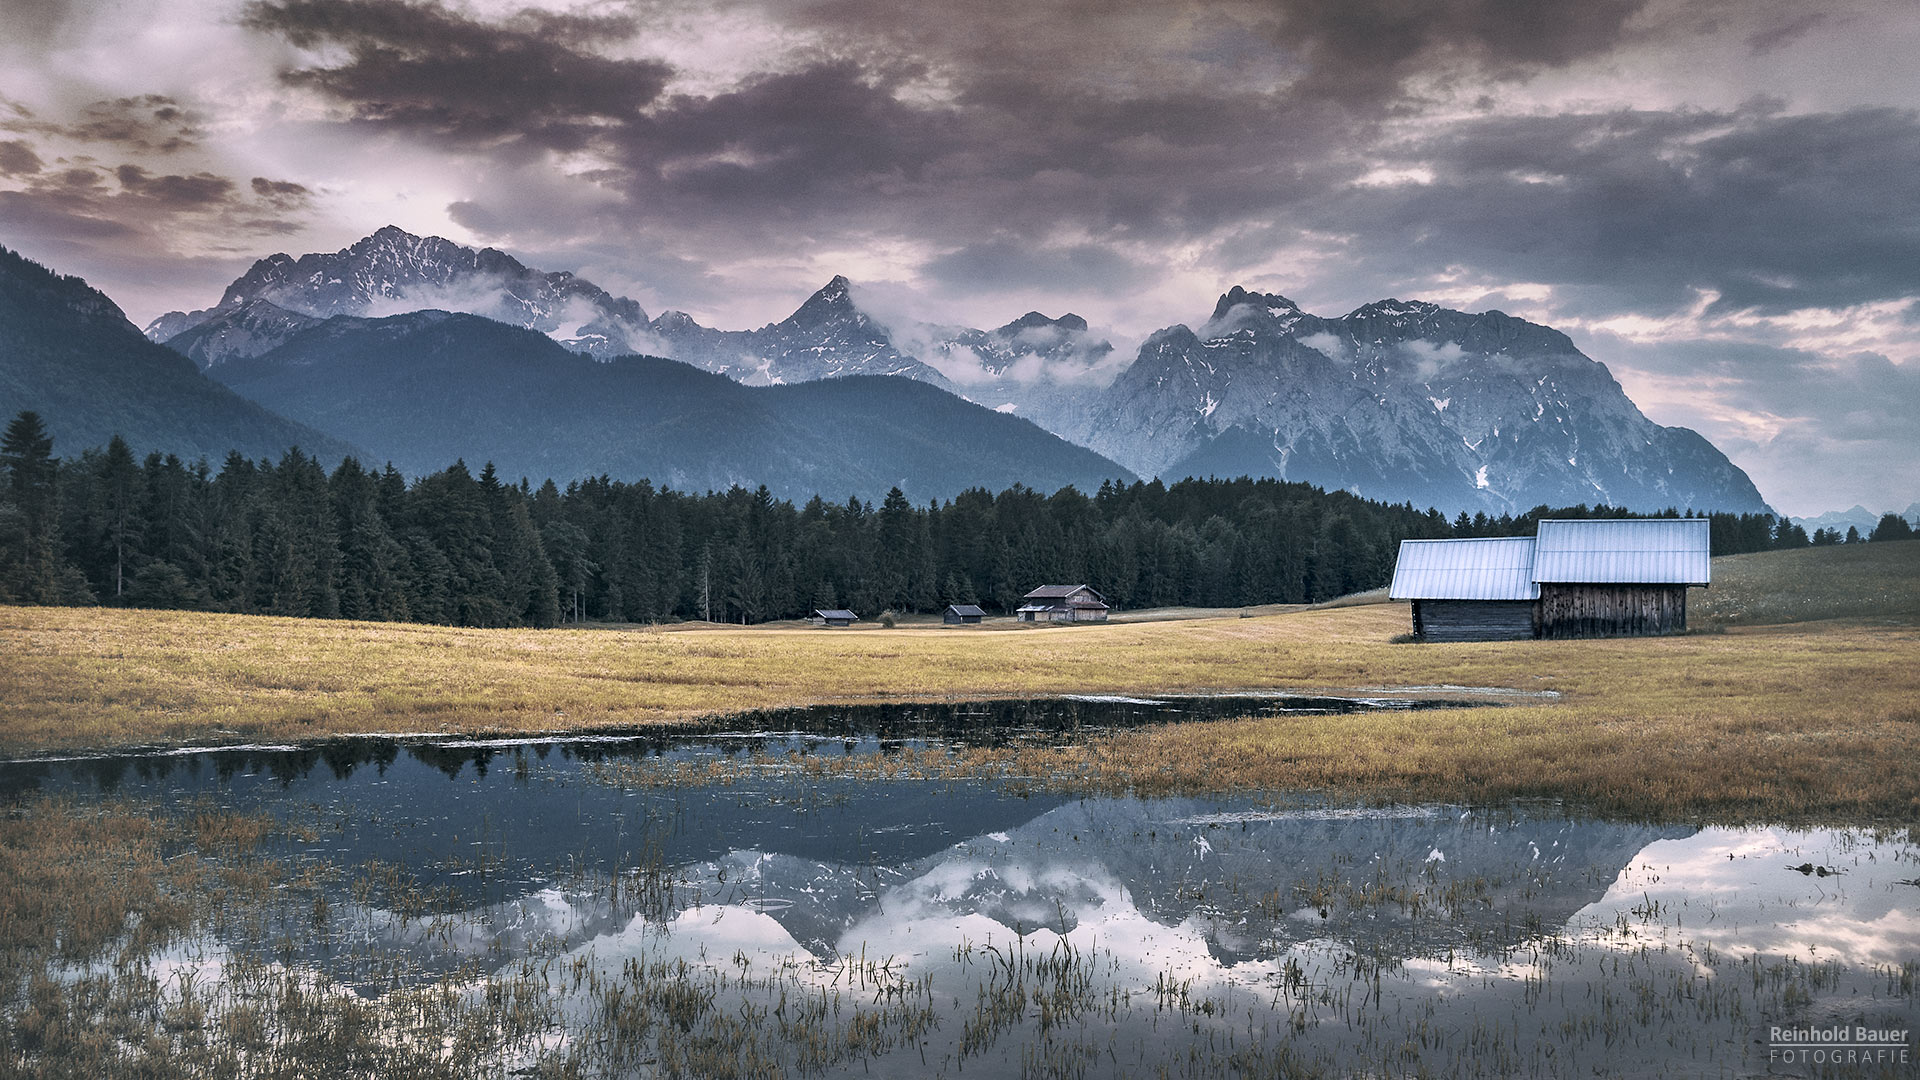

[999,311,1089,335]
[782,276,864,330]
[651,310,702,332]
[1344,298,1441,323]
[1208,286,1303,325]
[1061,290,1771,515]
[149,227,651,360]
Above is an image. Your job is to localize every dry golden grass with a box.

[2,543,1917,821]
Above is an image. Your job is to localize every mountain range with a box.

[1790,503,1920,534]
[142,227,1772,514]
[203,309,1132,500]
[0,242,1130,501]
[1063,289,1769,512]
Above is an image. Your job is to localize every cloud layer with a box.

[0,0,1916,513]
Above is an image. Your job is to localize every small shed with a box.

[943,604,986,624]
[1016,585,1109,623]
[1389,537,1540,642]
[810,608,858,628]
[1388,519,1711,641]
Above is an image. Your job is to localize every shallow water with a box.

[6,695,1916,1078]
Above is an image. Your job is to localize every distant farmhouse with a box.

[943,604,986,624]
[1388,519,1710,641]
[1016,585,1109,623]
[810,608,858,628]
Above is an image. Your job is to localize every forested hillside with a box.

[0,247,355,466]
[0,411,1833,626]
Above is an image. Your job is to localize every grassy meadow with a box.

[2,540,1916,822]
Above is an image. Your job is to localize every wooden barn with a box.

[1389,519,1710,641]
[1532,519,1709,638]
[1015,585,1109,623]
[943,604,986,624]
[809,608,858,628]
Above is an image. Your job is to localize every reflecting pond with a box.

[3,695,1914,1078]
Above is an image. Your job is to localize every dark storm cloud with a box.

[240,0,672,147]
[0,189,138,241]
[250,177,312,209]
[0,159,319,268]
[624,63,957,200]
[221,0,1711,289]
[1746,11,1831,53]
[1245,0,1651,108]
[233,0,1916,335]
[3,95,203,153]
[0,140,42,176]
[1307,103,1920,318]
[781,0,1654,114]
[114,165,234,208]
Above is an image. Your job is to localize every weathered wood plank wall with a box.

[1536,584,1686,638]
[1412,600,1536,642]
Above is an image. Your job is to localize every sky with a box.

[2,0,1917,516]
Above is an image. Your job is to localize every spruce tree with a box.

[1,411,63,601]
[1869,513,1915,542]
[97,435,141,599]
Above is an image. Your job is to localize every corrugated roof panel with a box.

[1532,519,1710,585]
[1025,584,1101,599]
[1389,538,1541,600]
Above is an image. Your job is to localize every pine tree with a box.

[331,458,412,621]
[97,435,141,599]
[541,519,596,623]
[1,411,64,601]
[2,412,56,537]
[1869,513,1915,542]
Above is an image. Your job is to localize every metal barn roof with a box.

[945,604,987,617]
[1024,584,1104,600]
[1388,537,1541,601]
[813,609,858,620]
[1532,519,1711,585]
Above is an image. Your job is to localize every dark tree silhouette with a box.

[0,411,1817,628]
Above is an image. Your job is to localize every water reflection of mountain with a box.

[675,799,1695,962]
[358,795,1694,970]
[2,707,1688,971]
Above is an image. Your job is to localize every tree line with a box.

[1,411,1906,626]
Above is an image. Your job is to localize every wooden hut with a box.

[942,604,986,624]
[1531,519,1708,638]
[1388,519,1710,641]
[1016,585,1109,623]
[1389,537,1539,642]
[809,609,858,628]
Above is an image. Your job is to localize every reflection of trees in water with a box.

[0,692,1479,794]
